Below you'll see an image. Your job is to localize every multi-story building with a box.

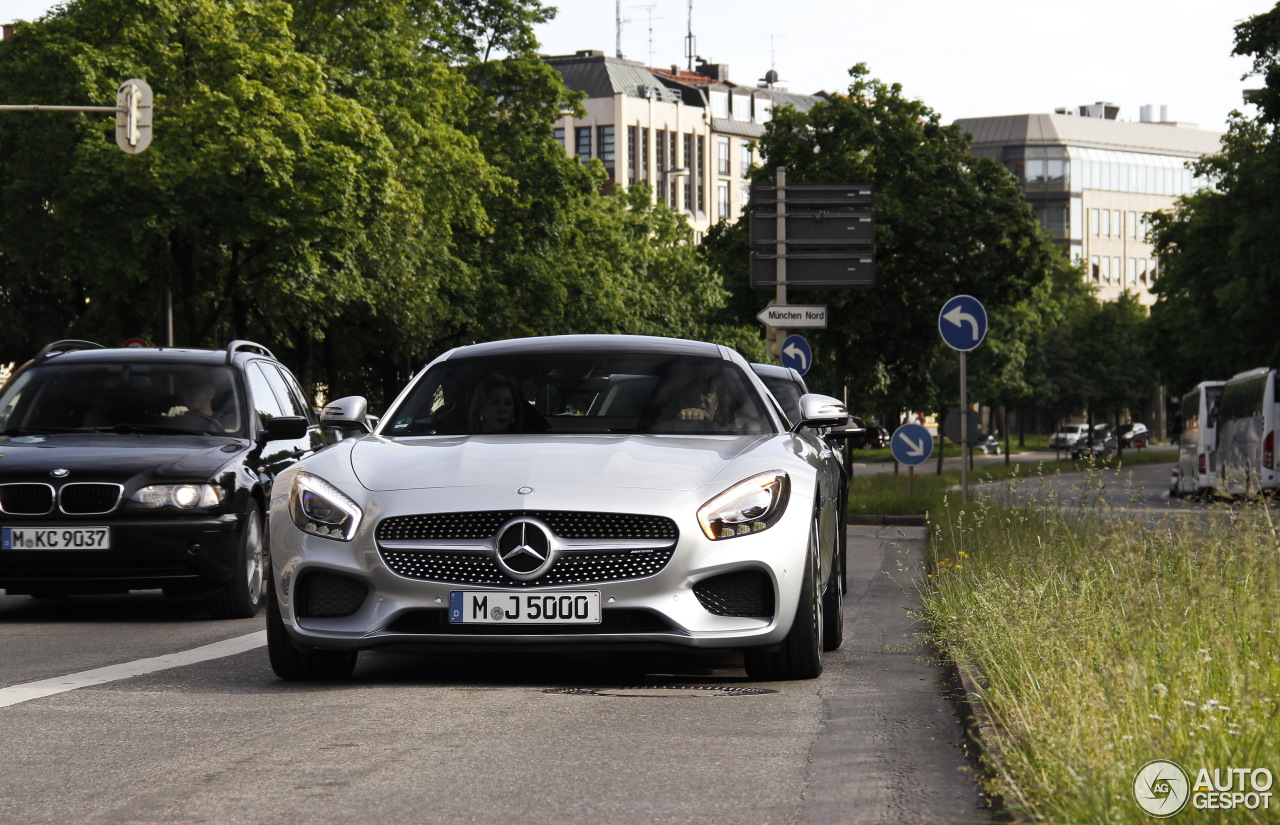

[544,50,820,239]
[956,105,1222,306]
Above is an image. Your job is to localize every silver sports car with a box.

[267,335,849,681]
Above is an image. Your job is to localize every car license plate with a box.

[449,590,601,624]
[1,526,111,550]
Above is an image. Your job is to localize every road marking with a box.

[0,631,265,709]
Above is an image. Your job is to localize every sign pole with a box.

[959,351,968,502]
[774,166,787,361]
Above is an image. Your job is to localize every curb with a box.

[846,514,927,526]
[948,661,1031,822]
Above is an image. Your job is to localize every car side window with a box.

[269,364,315,423]
[246,362,288,429]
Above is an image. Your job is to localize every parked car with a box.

[1115,421,1150,448]
[0,339,320,617]
[1049,423,1090,449]
[267,335,850,681]
[1070,427,1117,460]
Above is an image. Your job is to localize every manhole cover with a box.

[544,685,777,698]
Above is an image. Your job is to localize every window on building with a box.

[710,90,729,119]
[1090,255,1101,282]
[1101,256,1111,283]
[684,133,695,213]
[627,126,638,184]
[732,93,751,122]
[741,141,753,177]
[1101,209,1110,236]
[1112,210,1122,237]
[756,96,772,123]
[1149,259,1158,281]
[1090,208,1100,236]
[696,135,706,213]
[575,127,592,160]
[1139,258,1148,284]
[554,127,565,148]
[1113,257,1122,281]
[655,128,669,205]
[717,136,730,176]
[741,183,752,212]
[640,128,649,179]
[717,182,730,220]
[1128,211,1138,238]
[1129,257,1138,285]
[597,126,615,176]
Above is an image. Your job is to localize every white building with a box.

[956,105,1223,306]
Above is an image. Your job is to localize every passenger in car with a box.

[466,374,551,434]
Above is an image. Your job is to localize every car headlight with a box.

[288,472,362,541]
[127,483,223,511]
[697,470,789,540]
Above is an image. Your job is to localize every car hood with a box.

[0,433,246,483]
[347,434,771,493]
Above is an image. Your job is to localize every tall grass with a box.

[919,483,1280,823]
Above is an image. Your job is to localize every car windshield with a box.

[756,375,802,423]
[0,362,245,437]
[384,351,774,436]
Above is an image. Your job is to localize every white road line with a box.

[0,630,266,709]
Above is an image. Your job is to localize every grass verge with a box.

[917,488,1280,823]
[848,449,1175,517]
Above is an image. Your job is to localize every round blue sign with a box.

[938,295,988,352]
[779,334,813,375]
[890,423,934,466]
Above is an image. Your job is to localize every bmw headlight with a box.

[289,472,362,541]
[127,483,223,511]
[697,470,789,540]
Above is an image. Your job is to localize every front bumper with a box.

[0,513,244,595]
[269,486,816,655]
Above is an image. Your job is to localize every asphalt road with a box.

[0,525,991,825]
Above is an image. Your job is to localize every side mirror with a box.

[792,393,850,432]
[320,396,373,436]
[262,416,309,442]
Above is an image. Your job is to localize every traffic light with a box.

[115,79,152,154]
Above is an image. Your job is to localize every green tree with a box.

[706,65,1074,422]
[1149,4,1280,395]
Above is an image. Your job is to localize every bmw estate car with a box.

[267,335,850,681]
[0,339,318,617]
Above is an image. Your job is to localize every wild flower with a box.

[1197,648,1212,662]
[1152,683,1169,698]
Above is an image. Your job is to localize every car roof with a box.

[438,334,731,361]
[21,339,278,370]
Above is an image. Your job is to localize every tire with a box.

[207,502,265,620]
[822,538,845,652]
[744,526,824,681]
[266,584,358,681]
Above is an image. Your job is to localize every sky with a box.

[5,0,1272,133]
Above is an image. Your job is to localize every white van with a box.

[1172,380,1224,497]
[1218,368,1279,497]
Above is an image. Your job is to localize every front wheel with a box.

[207,502,265,619]
[266,584,358,681]
[744,528,824,681]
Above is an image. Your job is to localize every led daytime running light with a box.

[697,470,789,540]
[289,472,362,542]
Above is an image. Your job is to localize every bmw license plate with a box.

[1,526,111,550]
[449,590,601,624]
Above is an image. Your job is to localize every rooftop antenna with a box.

[684,0,696,72]
[630,3,660,67]
[615,0,626,59]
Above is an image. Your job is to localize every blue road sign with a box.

[938,294,988,352]
[890,423,934,466]
[779,334,813,375]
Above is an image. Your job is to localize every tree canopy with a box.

[1148,3,1280,395]
[706,65,1085,422]
[0,0,750,408]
